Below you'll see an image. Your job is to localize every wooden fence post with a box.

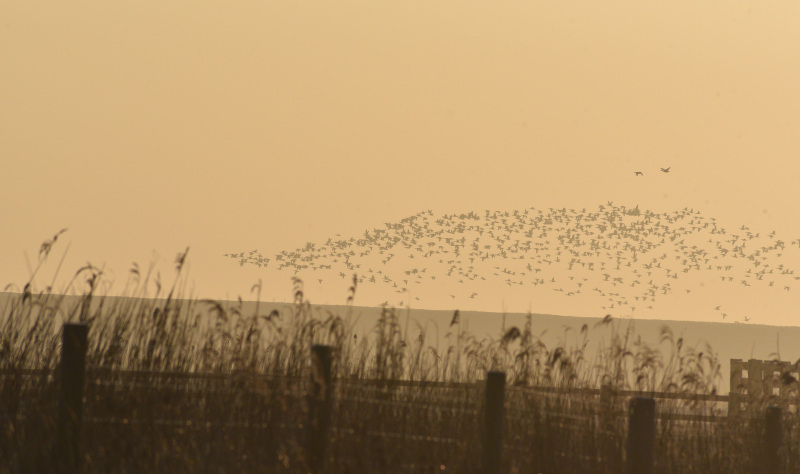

[762,406,781,474]
[56,323,88,473]
[306,345,332,473]
[483,371,505,474]
[625,397,655,474]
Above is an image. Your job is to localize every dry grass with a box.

[1,235,799,472]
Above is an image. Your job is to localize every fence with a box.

[0,322,796,473]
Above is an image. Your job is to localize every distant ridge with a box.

[4,291,799,394]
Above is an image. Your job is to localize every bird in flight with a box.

[660,167,671,173]
[634,171,643,176]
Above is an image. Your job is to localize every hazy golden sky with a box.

[2,1,800,325]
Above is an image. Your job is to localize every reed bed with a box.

[1,237,798,472]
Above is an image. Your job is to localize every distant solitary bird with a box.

[660,167,671,173]
[635,171,643,176]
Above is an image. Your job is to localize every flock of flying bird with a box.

[225,168,800,323]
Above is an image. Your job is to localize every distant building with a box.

[729,358,800,415]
